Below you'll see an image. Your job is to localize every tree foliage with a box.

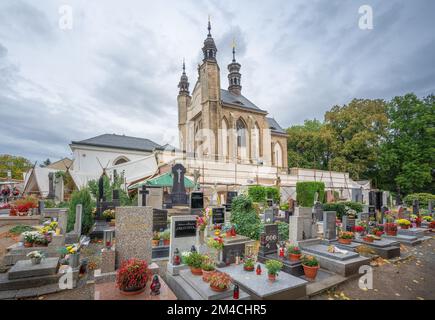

[296,182,325,206]
[0,154,32,180]
[88,173,132,206]
[67,188,95,234]
[230,194,261,239]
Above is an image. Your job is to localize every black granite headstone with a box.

[225,191,238,212]
[368,206,376,219]
[190,191,204,209]
[212,207,225,224]
[171,164,188,205]
[153,209,168,232]
[174,220,197,238]
[259,224,278,256]
[412,200,420,215]
[139,185,149,207]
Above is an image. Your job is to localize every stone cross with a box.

[139,185,149,207]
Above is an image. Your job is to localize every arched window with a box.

[273,143,283,168]
[113,156,130,166]
[221,118,229,160]
[252,123,260,161]
[236,118,247,160]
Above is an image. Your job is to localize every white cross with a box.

[177,169,182,183]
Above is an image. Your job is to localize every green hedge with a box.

[322,201,363,219]
[67,188,95,234]
[296,182,325,207]
[403,193,435,207]
[248,186,280,203]
[231,194,261,239]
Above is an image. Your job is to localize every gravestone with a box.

[258,224,279,256]
[47,172,55,200]
[112,189,120,207]
[313,202,323,221]
[211,207,225,225]
[266,199,274,207]
[139,185,149,206]
[115,206,153,267]
[342,215,355,232]
[412,200,419,215]
[429,200,434,214]
[74,204,83,235]
[171,164,188,205]
[381,206,388,223]
[58,209,68,234]
[190,191,204,211]
[167,216,197,275]
[153,209,168,232]
[38,200,45,215]
[323,211,337,240]
[146,187,164,209]
[225,191,238,212]
[288,207,317,244]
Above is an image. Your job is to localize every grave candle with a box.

[233,284,239,300]
[256,264,262,275]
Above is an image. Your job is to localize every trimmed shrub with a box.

[403,193,435,207]
[322,201,363,219]
[296,182,325,207]
[266,187,280,203]
[276,221,289,241]
[67,188,95,234]
[231,194,261,240]
[248,186,267,203]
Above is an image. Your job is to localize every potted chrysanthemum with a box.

[301,255,320,280]
[338,231,354,244]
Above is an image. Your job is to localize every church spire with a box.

[227,40,242,95]
[178,59,190,95]
[202,17,217,62]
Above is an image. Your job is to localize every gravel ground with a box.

[312,237,435,300]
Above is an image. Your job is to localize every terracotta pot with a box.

[375,231,383,237]
[244,265,254,272]
[202,270,215,282]
[152,240,159,247]
[119,286,146,296]
[303,264,319,280]
[190,267,203,276]
[400,225,410,229]
[24,242,33,248]
[363,237,374,243]
[226,231,232,237]
[386,231,397,236]
[338,238,352,245]
[268,273,276,282]
[289,253,301,262]
[210,285,228,292]
[163,239,170,246]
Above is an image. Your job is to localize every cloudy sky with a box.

[1,0,434,162]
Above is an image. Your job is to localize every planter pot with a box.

[119,286,146,296]
[226,231,232,237]
[289,253,301,262]
[24,242,33,248]
[375,231,383,237]
[386,230,397,236]
[202,270,215,282]
[244,265,255,272]
[68,253,80,268]
[210,285,228,292]
[268,274,277,282]
[338,238,352,245]
[303,264,319,280]
[400,225,410,229]
[152,240,160,247]
[31,257,42,265]
[190,267,203,276]
[163,239,170,246]
[363,237,374,243]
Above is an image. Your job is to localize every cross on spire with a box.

[208,15,212,36]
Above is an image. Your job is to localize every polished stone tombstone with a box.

[368,206,376,219]
[412,200,420,215]
[152,209,168,232]
[313,202,324,221]
[38,200,45,215]
[167,215,197,275]
[381,206,388,223]
[190,191,204,215]
[211,207,225,225]
[225,191,238,212]
[147,187,164,209]
[288,207,317,245]
[115,206,153,268]
[263,208,274,223]
[323,211,337,240]
[429,200,434,214]
[342,215,355,232]
[171,164,188,206]
[258,224,279,256]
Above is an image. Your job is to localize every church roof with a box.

[71,134,162,152]
[266,117,287,135]
[220,89,267,113]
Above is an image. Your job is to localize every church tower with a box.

[177,60,191,153]
[227,43,242,95]
[199,18,221,159]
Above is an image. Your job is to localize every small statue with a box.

[150,275,161,296]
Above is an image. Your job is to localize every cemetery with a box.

[0,163,434,301]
